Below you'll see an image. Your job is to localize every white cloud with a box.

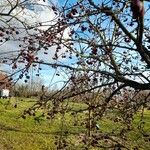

[0,0,70,79]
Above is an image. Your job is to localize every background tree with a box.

[14,76,44,97]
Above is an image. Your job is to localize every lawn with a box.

[0,98,150,150]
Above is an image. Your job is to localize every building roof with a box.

[0,73,8,82]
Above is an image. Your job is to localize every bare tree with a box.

[1,0,150,149]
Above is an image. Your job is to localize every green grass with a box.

[0,98,87,150]
[0,98,150,150]
[0,98,55,150]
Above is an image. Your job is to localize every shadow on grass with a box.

[0,123,85,136]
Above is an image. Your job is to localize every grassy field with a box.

[0,98,150,150]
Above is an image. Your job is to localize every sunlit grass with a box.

[0,98,150,150]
